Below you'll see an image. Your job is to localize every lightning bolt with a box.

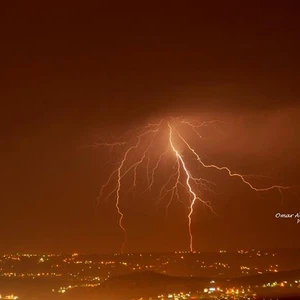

[103,128,159,253]
[95,117,292,253]
[168,123,214,252]
[175,128,290,193]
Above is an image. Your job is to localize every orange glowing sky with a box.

[1,1,300,253]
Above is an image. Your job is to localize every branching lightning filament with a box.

[96,117,291,253]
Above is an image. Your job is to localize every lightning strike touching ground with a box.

[95,117,291,253]
[168,124,214,252]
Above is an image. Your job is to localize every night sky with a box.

[1,1,300,254]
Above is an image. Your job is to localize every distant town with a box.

[0,249,299,299]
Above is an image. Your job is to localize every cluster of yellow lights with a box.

[0,272,62,278]
[157,292,191,299]
[0,295,18,300]
[263,280,300,288]
[57,282,101,294]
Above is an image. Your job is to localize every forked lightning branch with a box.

[96,117,291,253]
